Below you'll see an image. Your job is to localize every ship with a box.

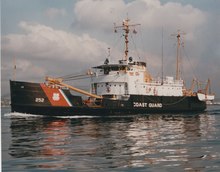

[10,19,215,116]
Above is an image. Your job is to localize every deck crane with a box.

[45,76,102,99]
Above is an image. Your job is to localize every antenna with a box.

[114,18,140,61]
[13,56,16,80]
[171,30,186,80]
[161,27,164,85]
[107,47,111,57]
[107,47,111,62]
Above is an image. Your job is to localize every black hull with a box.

[11,104,206,117]
[10,80,206,116]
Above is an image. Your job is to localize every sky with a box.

[1,0,220,98]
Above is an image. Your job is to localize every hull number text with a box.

[35,98,44,103]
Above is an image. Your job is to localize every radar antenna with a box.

[114,18,140,61]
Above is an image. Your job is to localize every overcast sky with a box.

[1,0,220,98]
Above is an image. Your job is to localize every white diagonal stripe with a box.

[59,89,72,107]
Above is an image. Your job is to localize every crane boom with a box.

[45,76,102,99]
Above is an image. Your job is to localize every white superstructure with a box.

[91,59,184,98]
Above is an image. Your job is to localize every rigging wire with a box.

[182,47,197,80]
[62,76,92,82]
[61,73,118,82]
[138,26,148,61]
[111,33,124,61]
[61,73,89,79]
[53,24,127,82]
[55,69,90,80]
[130,32,141,59]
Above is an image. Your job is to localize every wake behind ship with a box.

[10,19,214,116]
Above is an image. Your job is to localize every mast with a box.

[176,32,181,80]
[171,30,186,80]
[114,18,140,61]
[161,27,164,85]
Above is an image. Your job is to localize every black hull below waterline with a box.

[10,81,206,116]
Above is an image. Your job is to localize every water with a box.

[2,106,220,171]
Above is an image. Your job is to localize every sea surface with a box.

[2,106,220,172]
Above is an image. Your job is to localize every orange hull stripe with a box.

[40,83,70,107]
